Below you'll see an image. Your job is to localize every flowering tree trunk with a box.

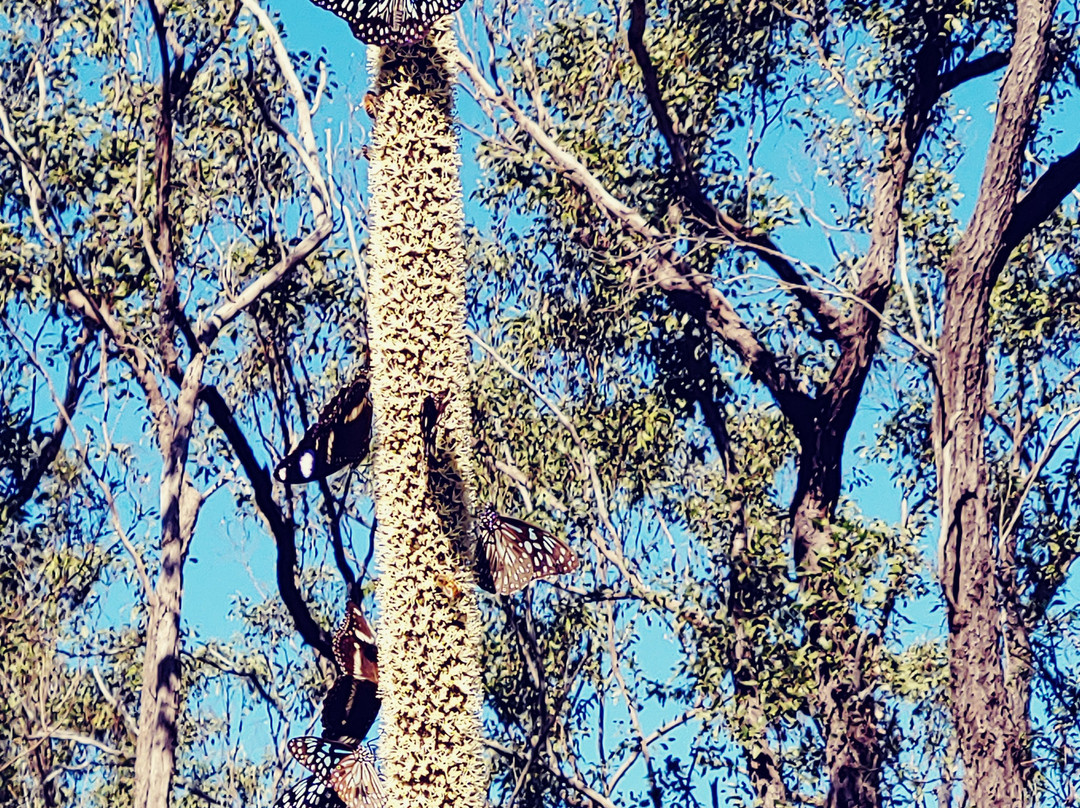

[366,22,487,808]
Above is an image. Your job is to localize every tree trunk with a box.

[133,364,204,808]
[366,22,487,808]
[934,1,1056,803]
[795,487,882,808]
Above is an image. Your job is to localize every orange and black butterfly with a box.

[474,505,578,596]
[276,372,372,486]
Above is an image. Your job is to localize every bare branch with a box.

[199,0,335,348]
[31,731,125,759]
[91,666,139,741]
[453,49,813,426]
[605,602,661,808]
[197,383,335,662]
[2,325,90,515]
[485,740,619,808]
[1000,408,1080,544]
[938,50,1010,96]
[1002,139,1080,257]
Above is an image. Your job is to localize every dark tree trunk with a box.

[933,1,1057,803]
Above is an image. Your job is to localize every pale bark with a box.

[127,5,333,807]
[366,22,486,808]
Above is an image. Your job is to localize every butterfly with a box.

[323,676,380,744]
[330,747,385,808]
[333,600,379,683]
[276,372,372,486]
[308,0,467,47]
[283,738,385,808]
[323,601,381,743]
[274,774,347,808]
[473,505,578,595]
[289,737,355,782]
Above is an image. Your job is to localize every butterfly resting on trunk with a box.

[275,598,384,808]
[323,598,380,744]
[277,737,384,808]
[276,372,372,486]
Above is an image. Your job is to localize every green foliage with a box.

[2,0,1079,804]
[465,0,1080,802]
[0,1,368,805]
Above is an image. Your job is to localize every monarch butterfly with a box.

[474,505,578,595]
[309,0,467,47]
[276,372,372,485]
[323,601,380,744]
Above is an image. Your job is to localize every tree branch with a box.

[1001,138,1080,256]
[485,740,618,808]
[626,0,843,339]
[938,50,1010,96]
[5,326,90,515]
[454,49,814,430]
[199,0,334,348]
[317,477,356,587]
[197,383,334,663]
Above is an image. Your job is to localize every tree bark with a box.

[787,25,947,803]
[366,22,486,808]
[934,0,1057,803]
[133,362,204,808]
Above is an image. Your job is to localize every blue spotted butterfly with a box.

[474,505,578,595]
[277,738,384,808]
[309,0,467,47]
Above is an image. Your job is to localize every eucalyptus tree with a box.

[0,1,348,805]
[452,0,1080,806]
[924,0,1080,802]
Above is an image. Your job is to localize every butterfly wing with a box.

[474,509,531,595]
[309,0,466,47]
[324,601,380,742]
[332,602,379,682]
[475,507,578,595]
[275,776,348,808]
[322,677,381,744]
[289,737,355,782]
[276,373,372,485]
[329,747,386,808]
